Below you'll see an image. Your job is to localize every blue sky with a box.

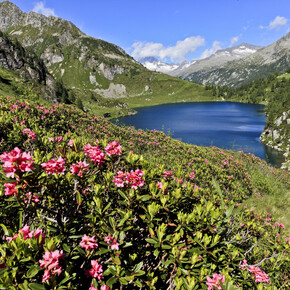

[5,0,290,63]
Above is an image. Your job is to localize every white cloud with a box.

[230,35,240,47]
[131,36,205,63]
[33,2,56,17]
[199,41,222,59]
[260,16,288,30]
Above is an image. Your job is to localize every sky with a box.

[4,0,290,64]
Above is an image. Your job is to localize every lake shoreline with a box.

[112,101,285,168]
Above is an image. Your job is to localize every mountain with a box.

[176,34,290,87]
[141,43,261,77]
[139,57,181,74]
[0,1,212,116]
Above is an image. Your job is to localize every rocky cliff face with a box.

[260,110,290,170]
[0,30,56,100]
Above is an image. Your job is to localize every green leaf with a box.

[29,283,46,290]
[133,261,143,273]
[212,178,225,209]
[26,266,40,278]
[106,276,117,287]
[134,280,143,287]
[0,224,9,236]
[119,277,129,285]
[145,238,158,244]
[76,191,82,205]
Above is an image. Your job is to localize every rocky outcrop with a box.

[0,30,56,100]
[260,110,290,170]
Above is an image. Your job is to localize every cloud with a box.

[199,41,222,59]
[33,2,56,17]
[260,16,288,30]
[131,36,205,63]
[230,35,240,46]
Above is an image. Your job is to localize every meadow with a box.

[0,96,289,289]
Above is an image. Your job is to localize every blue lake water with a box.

[113,102,284,167]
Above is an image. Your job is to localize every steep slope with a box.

[179,34,290,87]
[0,30,56,101]
[0,0,211,109]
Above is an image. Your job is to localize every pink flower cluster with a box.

[48,136,63,142]
[79,234,98,251]
[41,157,65,175]
[22,128,36,140]
[4,182,17,196]
[241,260,270,284]
[189,170,195,180]
[273,222,285,229]
[86,260,103,281]
[163,170,173,180]
[84,144,106,167]
[68,139,74,147]
[70,161,89,177]
[6,225,45,246]
[0,147,34,178]
[206,273,225,290]
[105,141,121,156]
[113,169,144,189]
[39,250,65,283]
[104,235,119,250]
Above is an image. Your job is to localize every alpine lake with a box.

[112,102,284,167]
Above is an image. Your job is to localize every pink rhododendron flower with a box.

[109,238,120,250]
[189,171,195,180]
[104,234,113,244]
[286,237,290,243]
[80,234,98,251]
[25,192,40,203]
[68,139,74,147]
[39,250,65,283]
[4,183,17,196]
[125,169,144,189]
[163,170,173,180]
[48,136,63,142]
[70,161,89,177]
[6,225,45,244]
[206,273,225,290]
[42,269,51,283]
[248,266,270,284]
[86,260,103,281]
[22,128,36,140]
[0,147,34,178]
[89,284,98,290]
[41,157,65,175]
[84,144,106,167]
[100,285,110,290]
[105,140,121,156]
[157,181,163,190]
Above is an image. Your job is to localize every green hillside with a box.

[0,95,289,289]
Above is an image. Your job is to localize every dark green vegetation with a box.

[0,96,289,289]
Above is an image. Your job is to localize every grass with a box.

[243,161,290,235]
